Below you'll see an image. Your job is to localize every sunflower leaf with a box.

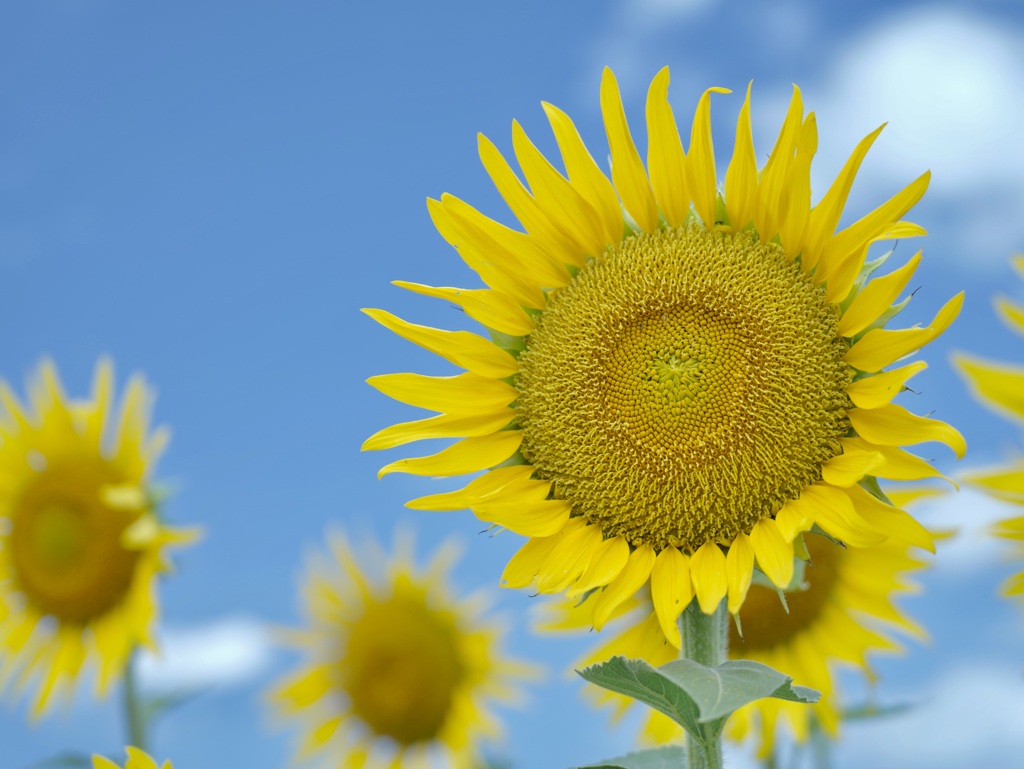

[577,656,704,741]
[660,658,820,721]
[579,655,820,740]
[578,746,687,769]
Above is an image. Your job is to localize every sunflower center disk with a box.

[729,534,842,650]
[516,227,852,551]
[343,596,465,745]
[9,459,140,623]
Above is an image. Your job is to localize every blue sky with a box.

[3,1,1024,767]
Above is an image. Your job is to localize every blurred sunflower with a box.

[363,66,962,636]
[268,531,534,769]
[0,359,196,715]
[93,747,172,769]
[542,532,927,756]
[955,254,1024,599]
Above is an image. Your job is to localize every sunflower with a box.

[0,359,196,715]
[955,254,1024,599]
[268,530,534,769]
[363,67,963,637]
[93,747,172,769]
[543,532,927,755]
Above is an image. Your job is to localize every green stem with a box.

[679,599,728,769]
[123,648,147,750]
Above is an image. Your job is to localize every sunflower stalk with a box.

[679,600,728,769]
[123,648,147,751]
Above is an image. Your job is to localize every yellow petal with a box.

[650,546,692,647]
[569,535,630,596]
[433,194,570,298]
[845,292,963,373]
[477,133,585,270]
[690,541,727,614]
[542,101,623,246]
[839,252,922,338]
[125,747,160,769]
[754,85,803,240]
[775,496,814,542]
[778,113,816,257]
[592,543,656,629]
[645,67,689,227]
[801,124,885,269]
[501,525,578,588]
[474,498,572,538]
[965,465,1024,504]
[819,171,930,282]
[378,431,523,478]
[844,484,935,552]
[405,465,538,511]
[955,354,1024,423]
[512,120,606,259]
[995,295,1024,336]
[686,86,731,228]
[724,82,757,232]
[726,531,755,615]
[842,436,954,485]
[92,757,120,769]
[824,221,926,305]
[392,281,535,337]
[846,361,928,409]
[84,357,114,449]
[801,483,886,547]
[362,309,518,379]
[849,403,965,459]
[362,409,515,451]
[366,371,518,416]
[600,67,658,231]
[535,524,604,593]
[820,449,886,487]
[749,518,794,589]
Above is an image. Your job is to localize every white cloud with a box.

[137,616,274,693]
[909,487,1017,576]
[811,8,1024,263]
[839,664,1024,767]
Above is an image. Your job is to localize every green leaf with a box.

[840,700,916,721]
[579,746,687,769]
[579,656,820,742]
[25,753,93,769]
[660,659,820,722]
[578,656,703,738]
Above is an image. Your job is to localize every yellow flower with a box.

[543,532,927,756]
[93,747,172,769]
[955,254,1024,599]
[0,359,197,715]
[363,66,963,637]
[268,531,534,769]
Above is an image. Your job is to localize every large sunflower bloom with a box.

[93,747,172,769]
[363,67,962,639]
[544,532,927,755]
[0,359,196,715]
[955,254,1024,599]
[268,531,534,769]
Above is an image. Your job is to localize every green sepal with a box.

[579,746,687,769]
